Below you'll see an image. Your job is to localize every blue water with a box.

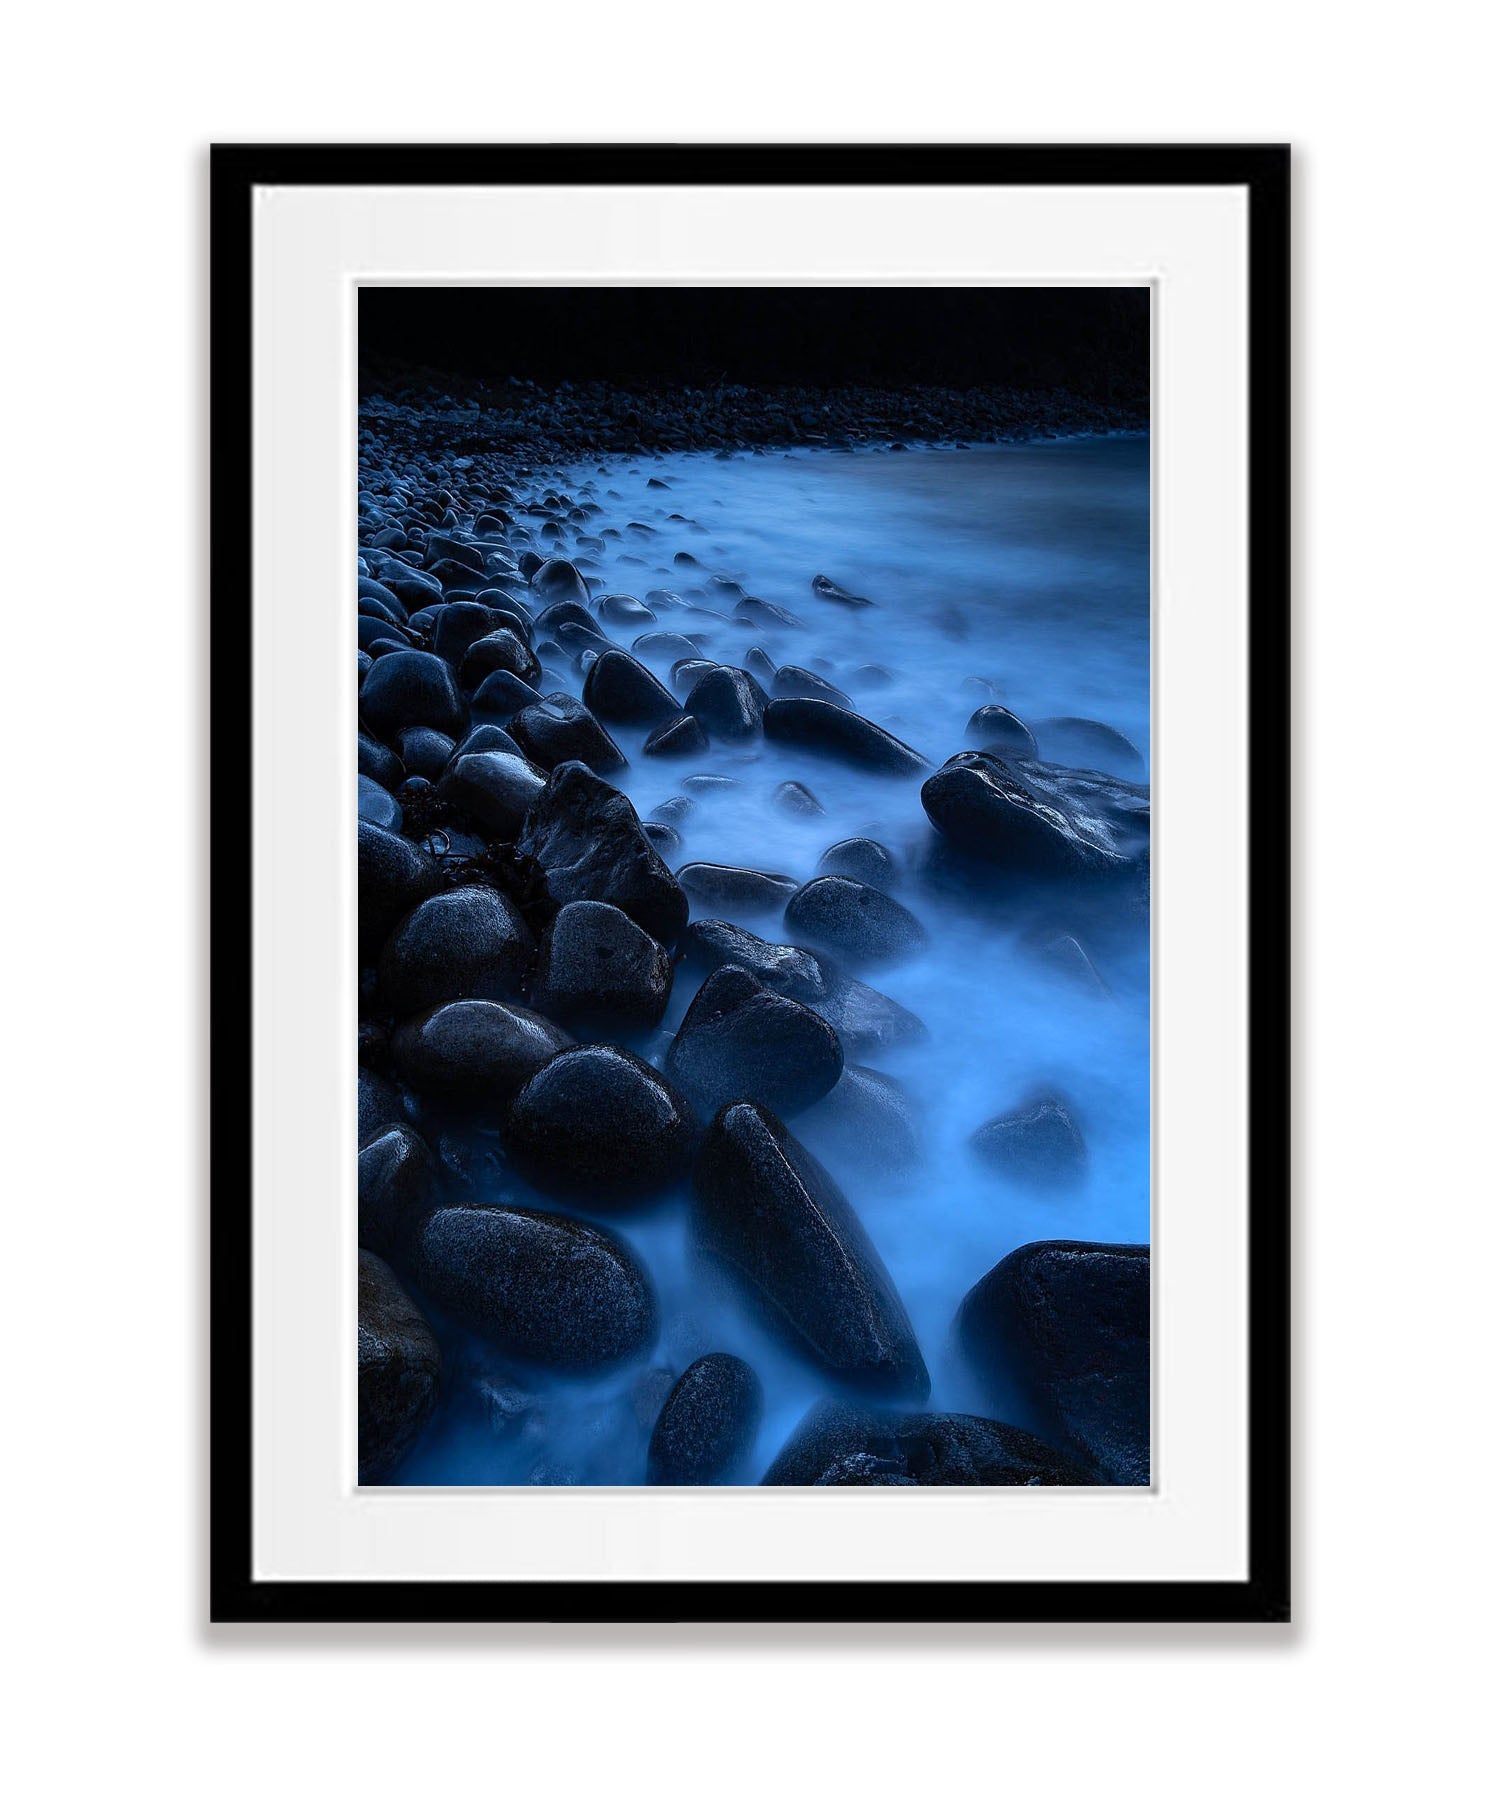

[400,435,1150,1483]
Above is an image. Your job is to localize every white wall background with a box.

[4,5,1493,1795]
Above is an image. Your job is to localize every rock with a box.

[684,666,769,742]
[797,1065,921,1180]
[763,698,928,776]
[809,974,926,1057]
[358,1066,407,1146]
[529,558,591,606]
[647,1353,764,1484]
[691,1102,929,1401]
[377,886,534,1016]
[359,1251,441,1482]
[744,646,777,685]
[531,900,673,1035]
[642,821,681,856]
[761,1400,1095,1486]
[581,649,681,728]
[359,1123,441,1258]
[849,664,894,690]
[396,725,455,782]
[425,535,486,580]
[470,668,542,723]
[391,999,572,1110]
[358,821,436,960]
[358,773,402,830]
[460,628,541,689]
[956,1240,1150,1484]
[811,573,874,608]
[359,649,466,742]
[505,1043,697,1205]
[412,1204,658,1371]
[920,751,1130,878]
[509,694,626,775]
[453,724,525,760]
[667,966,843,1117]
[682,918,827,1001]
[358,731,404,791]
[676,864,799,917]
[595,593,656,630]
[1035,716,1146,779]
[670,657,717,698]
[734,596,803,630]
[437,750,547,840]
[771,780,825,816]
[1030,932,1111,996]
[783,875,927,967]
[816,836,898,891]
[358,575,409,624]
[642,713,709,758]
[965,703,1038,759]
[432,599,502,665]
[971,1095,1088,1188]
[518,761,689,946]
[774,665,853,708]
[633,630,701,668]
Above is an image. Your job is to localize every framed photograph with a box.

[212,144,1289,1623]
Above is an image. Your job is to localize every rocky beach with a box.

[357,368,1151,1487]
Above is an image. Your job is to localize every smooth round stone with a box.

[358,773,402,830]
[670,657,717,698]
[453,724,525,760]
[358,1065,408,1146]
[642,821,682,856]
[676,863,799,916]
[920,752,1127,878]
[633,630,701,668]
[412,1203,658,1371]
[360,649,466,742]
[581,649,681,729]
[682,917,827,1001]
[783,875,927,967]
[816,836,898,890]
[761,1400,1094,1487]
[647,1353,764,1485]
[774,665,853,708]
[762,698,928,776]
[970,1094,1088,1188]
[358,576,410,624]
[795,1065,922,1182]
[510,695,626,775]
[505,1043,698,1206]
[359,1251,441,1482]
[529,558,591,606]
[532,599,595,638]
[691,1102,929,1401]
[397,725,456,782]
[643,713,709,758]
[810,573,874,608]
[438,751,546,840]
[358,821,436,961]
[359,1123,442,1258]
[470,668,542,723]
[772,779,824,816]
[595,593,657,629]
[965,703,1038,759]
[460,628,541,689]
[733,596,803,630]
[667,965,843,1118]
[391,999,573,1110]
[359,731,404,791]
[1034,716,1147,779]
[377,886,534,1016]
[531,901,673,1036]
[744,647,778,685]
[432,599,502,665]
[684,666,769,743]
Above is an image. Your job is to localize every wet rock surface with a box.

[762,1399,1096,1485]
[531,900,673,1036]
[647,1352,764,1484]
[391,999,572,1110]
[359,1251,441,1483]
[667,965,843,1118]
[378,886,534,1016]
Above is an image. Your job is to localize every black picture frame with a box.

[210,143,1290,1626]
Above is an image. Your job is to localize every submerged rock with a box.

[692,1101,929,1401]
[460,627,541,689]
[531,900,673,1035]
[505,1043,697,1205]
[811,573,874,608]
[970,1094,1088,1188]
[965,703,1038,759]
[774,664,853,708]
[676,863,799,917]
[517,761,689,947]
[816,836,899,891]
[920,751,1131,878]
[783,875,927,968]
[1035,715,1146,779]
[358,1251,441,1483]
[642,713,709,758]
[470,668,542,724]
[391,999,572,1110]
[808,974,926,1057]
[667,966,843,1118]
[647,1352,764,1485]
[529,557,591,606]
[413,1203,658,1371]
[763,698,928,775]
[761,1400,1095,1486]
[796,1064,922,1180]
[956,1240,1150,1484]
[358,821,437,961]
[377,886,534,1016]
[682,918,827,1001]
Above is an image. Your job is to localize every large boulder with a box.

[359,649,466,742]
[581,649,681,729]
[667,966,842,1118]
[377,886,534,1016]
[955,1240,1150,1484]
[531,900,673,1035]
[438,750,547,840]
[761,1400,1096,1486]
[517,761,689,947]
[920,751,1133,877]
[692,1102,929,1401]
[509,694,626,776]
[647,1352,764,1485]
[763,698,928,776]
[358,1251,441,1483]
[505,1043,698,1206]
[412,1204,658,1371]
[391,999,572,1110]
[783,875,927,968]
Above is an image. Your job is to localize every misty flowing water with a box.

[400,434,1150,1484]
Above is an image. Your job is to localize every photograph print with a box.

[356,284,1151,1490]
